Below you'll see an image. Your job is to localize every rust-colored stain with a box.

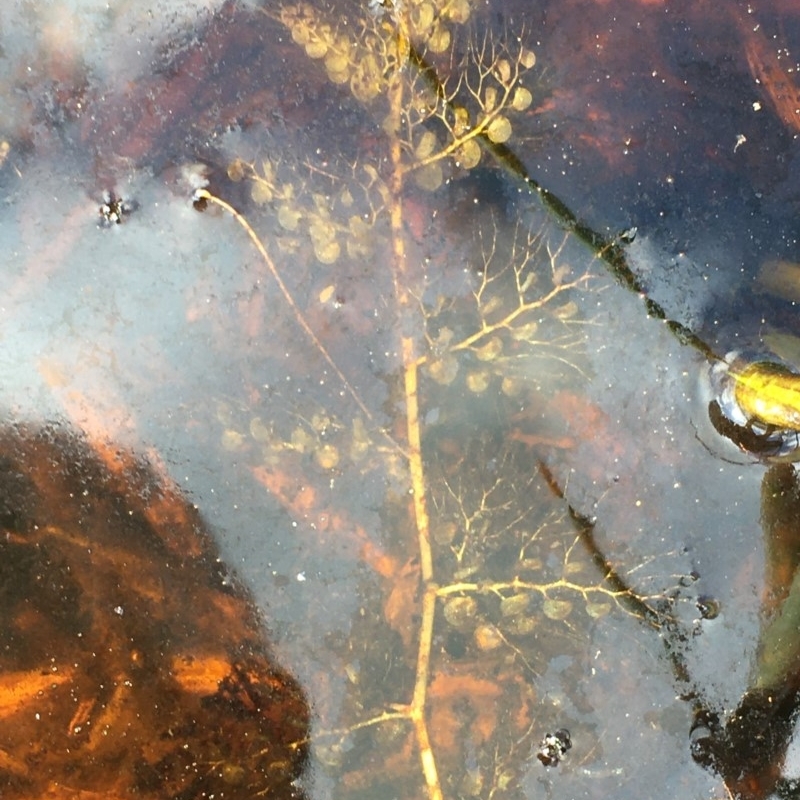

[741,15,800,133]
[0,424,309,799]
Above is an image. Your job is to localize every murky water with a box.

[2,0,800,798]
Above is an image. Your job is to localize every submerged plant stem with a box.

[195,189,383,432]
[385,17,442,795]
[407,43,720,366]
[196,182,444,800]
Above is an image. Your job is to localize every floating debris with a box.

[537,728,572,767]
[98,190,134,226]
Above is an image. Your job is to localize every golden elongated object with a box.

[706,353,800,459]
[730,360,800,431]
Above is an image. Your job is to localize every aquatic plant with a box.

[193,2,685,798]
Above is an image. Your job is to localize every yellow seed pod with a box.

[311,192,331,214]
[500,593,530,617]
[327,67,350,85]
[519,270,537,294]
[318,284,336,304]
[511,86,533,112]
[290,21,312,46]
[221,430,245,451]
[260,159,275,182]
[543,598,573,621]
[410,82,438,117]
[443,596,478,631]
[585,601,612,619]
[311,414,333,433]
[452,106,471,136]
[427,22,450,54]
[309,218,337,246]
[251,179,273,205]
[350,71,380,103]
[314,239,341,264]
[414,161,443,191]
[414,130,438,160]
[350,417,370,462]
[501,376,522,396]
[276,236,300,254]
[325,44,350,82]
[278,205,302,231]
[444,0,471,24]
[221,763,246,786]
[564,560,586,577]
[325,48,350,77]
[487,115,512,144]
[455,139,481,169]
[290,427,315,453]
[348,214,370,238]
[305,38,328,59]
[473,336,503,361]
[504,615,537,636]
[227,158,247,182]
[340,187,354,207]
[480,295,504,316]
[432,521,457,545]
[315,444,340,470]
[510,321,539,341]
[249,417,272,443]
[216,401,235,426]
[494,59,512,85]
[432,326,454,347]
[473,623,504,651]
[520,48,536,69]
[350,55,382,103]
[554,300,578,320]
[483,86,498,113]
[346,235,372,259]
[732,361,800,430]
[427,355,459,385]
[466,370,490,393]
[410,2,434,38]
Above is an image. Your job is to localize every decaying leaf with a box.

[0,425,309,799]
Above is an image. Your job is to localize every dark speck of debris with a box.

[538,728,572,767]
[99,191,134,226]
[697,595,721,620]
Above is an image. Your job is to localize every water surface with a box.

[2,1,800,798]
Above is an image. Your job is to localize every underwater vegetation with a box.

[5,1,800,799]
[191,1,694,798]
[192,3,800,798]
